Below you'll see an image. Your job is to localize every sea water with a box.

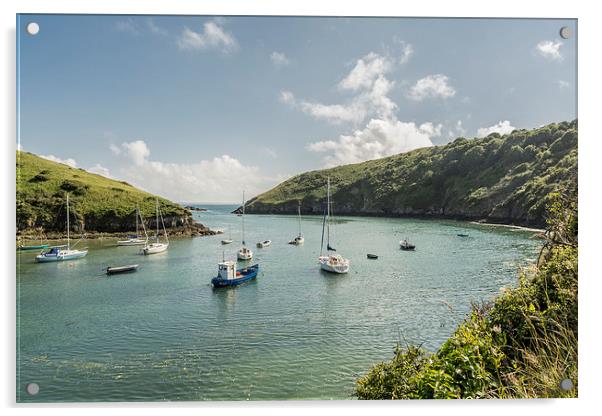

[16,205,541,401]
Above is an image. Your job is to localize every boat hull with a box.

[256,241,271,248]
[142,243,168,255]
[212,264,259,287]
[117,239,146,246]
[319,256,350,274]
[18,244,49,251]
[107,264,139,275]
[35,249,88,262]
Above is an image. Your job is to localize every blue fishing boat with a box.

[211,261,259,288]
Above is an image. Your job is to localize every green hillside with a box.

[244,120,577,227]
[16,151,198,234]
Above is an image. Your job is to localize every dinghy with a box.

[211,261,259,288]
[256,240,271,248]
[106,264,139,275]
[367,254,378,259]
[36,194,88,262]
[221,228,233,245]
[400,239,416,251]
[142,198,169,255]
[237,191,254,261]
[18,244,49,251]
[318,177,350,274]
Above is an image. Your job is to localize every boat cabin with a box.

[217,261,236,280]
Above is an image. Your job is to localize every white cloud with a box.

[40,154,77,168]
[536,40,563,61]
[88,164,112,178]
[398,41,414,64]
[338,52,393,91]
[177,21,238,53]
[115,17,167,36]
[308,118,435,167]
[476,120,516,138]
[407,74,456,101]
[111,140,279,203]
[270,51,290,67]
[263,148,278,158]
[146,18,168,36]
[557,80,570,89]
[279,90,296,105]
[114,18,139,35]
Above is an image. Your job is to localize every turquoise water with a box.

[17,205,541,402]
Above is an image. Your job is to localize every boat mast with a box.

[326,177,331,249]
[242,191,246,246]
[135,205,139,237]
[155,198,159,242]
[66,193,70,249]
[298,201,302,237]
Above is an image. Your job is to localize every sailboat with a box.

[35,194,88,262]
[288,201,304,245]
[318,177,349,274]
[142,198,169,255]
[221,228,233,245]
[117,205,147,246]
[237,191,253,261]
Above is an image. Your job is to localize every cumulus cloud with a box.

[115,17,167,36]
[398,41,414,64]
[88,164,112,178]
[476,120,516,138]
[40,154,78,168]
[536,40,563,61]
[177,21,238,53]
[281,52,399,125]
[111,140,279,203]
[308,119,435,167]
[270,51,290,67]
[407,74,456,101]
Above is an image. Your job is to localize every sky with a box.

[17,15,577,203]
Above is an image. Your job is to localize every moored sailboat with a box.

[288,201,305,245]
[318,177,349,274]
[117,205,147,246]
[35,194,88,262]
[142,198,169,255]
[237,191,254,261]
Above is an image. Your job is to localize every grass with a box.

[16,151,190,233]
[355,190,578,399]
[247,120,577,228]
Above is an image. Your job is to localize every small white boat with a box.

[36,194,88,263]
[318,254,350,274]
[288,201,304,245]
[142,198,169,255]
[256,240,271,248]
[117,206,147,246]
[221,239,233,245]
[237,191,253,261]
[318,177,349,274]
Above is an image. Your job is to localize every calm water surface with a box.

[17,205,541,402]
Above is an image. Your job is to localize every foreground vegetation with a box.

[16,151,201,235]
[246,121,577,228]
[356,190,578,399]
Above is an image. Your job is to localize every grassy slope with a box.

[246,121,577,227]
[16,151,192,233]
[355,191,578,399]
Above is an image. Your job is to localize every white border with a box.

[2,1,599,415]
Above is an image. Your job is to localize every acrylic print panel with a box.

[16,14,577,402]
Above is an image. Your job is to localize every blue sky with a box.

[17,15,577,203]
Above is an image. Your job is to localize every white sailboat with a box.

[221,227,233,245]
[142,198,169,255]
[237,191,253,261]
[288,201,304,245]
[117,205,147,246]
[36,193,88,262]
[318,177,349,274]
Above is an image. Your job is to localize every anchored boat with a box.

[237,191,254,261]
[211,262,259,288]
[288,201,305,245]
[142,198,169,255]
[36,194,88,263]
[318,177,350,274]
[117,205,147,246]
[106,264,139,275]
[256,240,271,248]
[400,239,416,251]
